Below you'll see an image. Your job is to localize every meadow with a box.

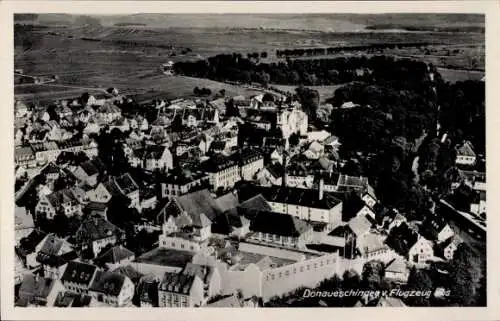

[14,15,485,103]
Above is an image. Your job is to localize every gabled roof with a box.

[113,173,139,195]
[163,189,221,227]
[256,185,342,210]
[94,245,135,264]
[45,189,79,209]
[159,272,197,295]
[112,265,144,283]
[61,261,98,286]
[76,215,124,242]
[385,257,408,274]
[89,270,127,297]
[457,141,476,157]
[250,210,312,237]
[181,263,214,285]
[19,274,56,301]
[348,215,372,237]
[207,294,242,307]
[215,192,239,213]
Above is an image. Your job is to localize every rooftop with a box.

[159,272,197,295]
[60,261,98,286]
[89,270,127,297]
[135,248,194,268]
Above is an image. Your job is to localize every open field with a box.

[271,84,343,103]
[14,14,485,104]
[436,67,485,83]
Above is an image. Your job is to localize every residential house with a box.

[407,236,434,265]
[89,271,135,307]
[470,190,486,215]
[235,148,264,181]
[203,154,241,190]
[35,234,77,279]
[254,184,343,229]
[158,272,205,307]
[35,188,82,219]
[138,275,160,307]
[96,102,122,124]
[17,229,48,269]
[257,162,284,186]
[94,245,135,270]
[91,173,140,209]
[181,263,222,299]
[60,261,99,295]
[384,257,410,284]
[17,274,65,307]
[420,216,455,244]
[455,141,476,166]
[362,185,378,208]
[15,206,35,243]
[160,169,210,199]
[73,158,106,187]
[75,214,125,258]
[356,232,394,263]
[130,145,173,172]
[248,210,314,249]
[435,235,463,261]
[108,116,130,132]
[130,115,149,132]
[157,189,222,242]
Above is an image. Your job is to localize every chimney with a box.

[319,178,324,200]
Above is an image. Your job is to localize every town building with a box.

[158,272,205,307]
[234,148,264,181]
[455,141,476,166]
[160,169,210,199]
[35,234,77,279]
[60,261,99,295]
[203,154,241,191]
[89,271,135,307]
[17,274,65,307]
[75,214,125,258]
[35,188,82,219]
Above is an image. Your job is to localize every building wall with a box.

[92,236,118,257]
[261,252,339,302]
[131,262,183,278]
[437,225,455,244]
[456,155,476,165]
[408,238,434,264]
[241,159,264,181]
[159,235,201,253]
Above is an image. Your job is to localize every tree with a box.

[289,132,300,146]
[448,243,482,306]
[171,114,183,133]
[225,99,240,118]
[295,87,320,120]
[361,260,385,290]
[405,267,433,306]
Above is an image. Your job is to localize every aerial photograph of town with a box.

[12,12,485,308]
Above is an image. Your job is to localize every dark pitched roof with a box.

[202,154,237,172]
[19,275,56,301]
[420,215,449,240]
[265,162,284,178]
[112,265,144,283]
[139,279,159,305]
[232,148,263,166]
[159,272,197,295]
[256,185,342,210]
[89,271,127,297]
[160,189,221,227]
[76,215,124,242]
[250,210,312,237]
[18,229,48,256]
[135,248,194,268]
[113,173,139,195]
[181,263,214,284]
[60,261,98,286]
[46,189,79,209]
[94,245,135,265]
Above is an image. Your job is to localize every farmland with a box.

[14,14,485,104]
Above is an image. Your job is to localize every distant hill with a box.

[18,13,484,33]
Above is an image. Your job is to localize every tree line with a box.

[173,54,434,88]
[275,42,433,58]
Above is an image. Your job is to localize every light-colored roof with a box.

[348,215,372,237]
[385,257,408,274]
